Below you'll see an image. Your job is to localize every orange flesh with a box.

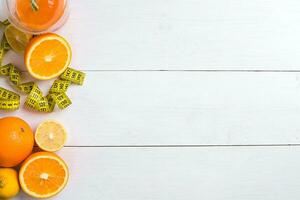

[23,158,66,195]
[16,0,65,30]
[29,39,69,77]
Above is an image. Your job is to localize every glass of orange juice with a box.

[4,0,69,34]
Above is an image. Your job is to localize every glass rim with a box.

[5,0,69,34]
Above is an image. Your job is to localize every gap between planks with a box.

[83,69,300,72]
[58,144,300,148]
[14,69,300,73]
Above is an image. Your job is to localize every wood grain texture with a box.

[1,0,300,199]
[2,0,300,70]
[14,147,300,200]
[1,71,300,145]
[60,0,300,70]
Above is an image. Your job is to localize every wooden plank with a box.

[2,71,300,145]
[15,146,300,199]
[2,0,300,70]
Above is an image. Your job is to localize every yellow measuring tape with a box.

[0,19,10,27]
[0,63,85,112]
[0,21,85,112]
[0,87,20,111]
[0,34,10,66]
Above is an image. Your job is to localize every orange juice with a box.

[16,0,65,31]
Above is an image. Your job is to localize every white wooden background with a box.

[2,0,300,199]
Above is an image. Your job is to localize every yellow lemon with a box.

[5,24,32,54]
[0,168,20,199]
[35,120,67,152]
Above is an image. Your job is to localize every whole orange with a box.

[0,117,34,167]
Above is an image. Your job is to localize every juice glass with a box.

[4,0,69,34]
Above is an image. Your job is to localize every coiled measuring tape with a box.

[0,34,9,66]
[0,63,85,112]
[0,87,20,111]
[0,19,10,27]
[0,19,10,66]
[0,20,85,112]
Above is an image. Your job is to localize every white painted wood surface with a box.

[1,71,300,145]
[17,147,300,200]
[59,0,300,70]
[1,0,300,199]
[3,0,300,70]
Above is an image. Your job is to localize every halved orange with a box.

[19,152,69,198]
[25,33,72,80]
